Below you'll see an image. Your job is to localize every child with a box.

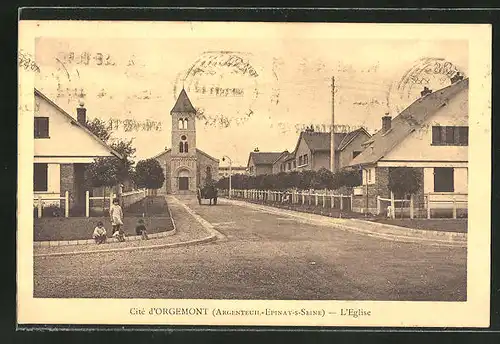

[135,218,149,240]
[110,198,124,232]
[92,221,107,244]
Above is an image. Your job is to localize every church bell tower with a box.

[170,89,197,193]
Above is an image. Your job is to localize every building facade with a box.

[153,89,219,194]
[246,150,284,176]
[349,78,469,214]
[33,89,122,212]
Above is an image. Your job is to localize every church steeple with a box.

[171,88,196,114]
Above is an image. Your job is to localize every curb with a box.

[34,234,216,258]
[222,198,466,247]
[168,195,226,241]
[34,203,178,248]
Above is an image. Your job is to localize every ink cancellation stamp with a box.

[17,19,491,329]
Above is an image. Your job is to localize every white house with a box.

[34,88,122,212]
[349,78,468,215]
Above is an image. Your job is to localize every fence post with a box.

[85,191,90,217]
[452,196,457,219]
[376,196,380,215]
[350,194,353,211]
[65,191,69,218]
[410,194,414,219]
[340,194,344,211]
[315,192,318,206]
[426,194,431,219]
[331,195,334,208]
[302,192,305,205]
[322,194,326,208]
[390,191,395,219]
[37,195,42,218]
[268,190,271,202]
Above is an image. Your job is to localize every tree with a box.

[134,159,165,190]
[313,168,334,189]
[388,167,422,218]
[110,138,136,184]
[86,118,112,143]
[86,157,120,212]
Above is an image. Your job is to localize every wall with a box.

[34,94,114,161]
[121,190,147,208]
[294,137,312,171]
[312,151,330,171]
[380,87,468,164]
[352,167,390,213]
[256,164,273,176]
[338,131,371,170]
[197,151,220,187]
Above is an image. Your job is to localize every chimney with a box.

[76,99,87,125]
[382,113,392,133]
[254,147,260,152]
[420,86,432,97]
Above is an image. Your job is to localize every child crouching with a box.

[93,221,107,244]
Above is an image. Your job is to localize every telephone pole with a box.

[330,76,335,173]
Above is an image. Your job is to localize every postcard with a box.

[18,20,491,327]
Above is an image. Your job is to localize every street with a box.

[33,195,467,301]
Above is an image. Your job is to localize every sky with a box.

[34,31,468,166]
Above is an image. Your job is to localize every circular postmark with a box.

[387,57,466,115]
[173,51,276,128]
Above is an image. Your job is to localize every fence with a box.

[377,192,414,219]
[425,192,468,219]
[85,189,147,217]
[34,191,70,218]
[225,189,353,211]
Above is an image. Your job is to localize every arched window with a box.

[178,119,183,129]
[179,141,184,153]
[184,142,189,153]
[183,118,188,129]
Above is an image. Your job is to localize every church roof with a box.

[171,88,196,113]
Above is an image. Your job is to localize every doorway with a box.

[178,177,189,191]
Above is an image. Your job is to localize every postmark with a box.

[173,51,279,128]
[387,57,465,115]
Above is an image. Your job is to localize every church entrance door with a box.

[178,177,189,191]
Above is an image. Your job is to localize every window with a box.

[184,142,189,153]
[434,167,454,192]
[34,163,48,191]
[304,155,309,165]
[298,156,303,165]
[183,118,188,129]
[178,118,188,129]
[34,117,49,138]
[181,135,187,140]
[293,160,296,168]
[287,162,291,170]
[179,142,184,153]
[353,151,362,159]
[178,119,183,129]
[432,126,468,146]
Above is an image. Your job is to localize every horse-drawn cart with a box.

[197,185,218,205]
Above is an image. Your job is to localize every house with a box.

[152,89,219,194]
[349,78,469,214]
[247,149,285,176]
[218,166,248,179]
[273,127,371,173]
[271,150,291,174]
[33,88,122,212]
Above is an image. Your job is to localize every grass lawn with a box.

[369,218,468,233]
[34,196,174,241]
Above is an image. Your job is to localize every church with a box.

[152,89,219,194]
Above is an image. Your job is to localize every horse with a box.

[197,185,218,206]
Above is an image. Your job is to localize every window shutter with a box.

[432,126,441,144]
[445,126,454,144]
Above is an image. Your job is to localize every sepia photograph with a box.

[17,19,491,327]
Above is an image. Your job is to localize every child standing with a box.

[110,198,125,242]
[92,221,107,244]
[135,218,149,240]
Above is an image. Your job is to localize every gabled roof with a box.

[171,88,196,113]
[349,78,469,166]
[34,88,123,159]
[292,131,356,154]
[272,150,290,164]
[151,147,219,162]
[247,151,284,167]
[337,127,371,151]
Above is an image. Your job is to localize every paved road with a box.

[33,195,466,301]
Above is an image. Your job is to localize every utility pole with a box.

[330,76,335,173]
